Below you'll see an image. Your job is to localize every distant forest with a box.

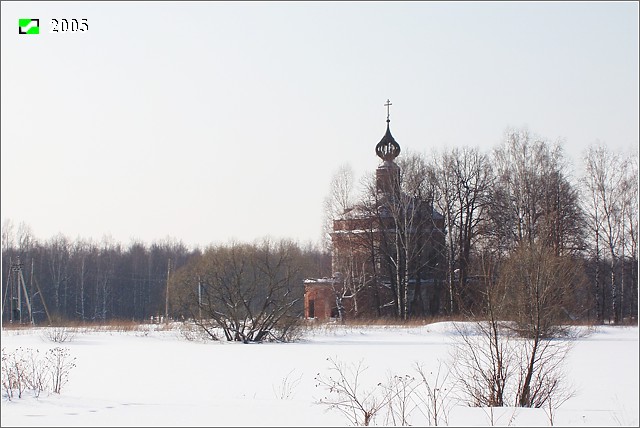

[1,233,330,324]
[2,132,638,325]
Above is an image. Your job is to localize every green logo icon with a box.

[19,18,39,34]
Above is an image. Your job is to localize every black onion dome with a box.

[375,122,400,161]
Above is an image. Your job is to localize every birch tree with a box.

[583,144,630,324]
[323,164,375,320]
[489,129,583,252]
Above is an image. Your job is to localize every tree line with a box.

[2,232,189,324]
[2,128,637,327]
[324,128,637,324]
[1,228,330,325]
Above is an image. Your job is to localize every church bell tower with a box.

[375,99,401,195]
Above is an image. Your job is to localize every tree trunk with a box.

[519,337,539,407]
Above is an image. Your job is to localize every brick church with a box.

[304,101,446,321]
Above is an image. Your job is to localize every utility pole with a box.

[33,275,53,325]
[2,259,11,323]
[10,257,33,325]
[165,258,171,322]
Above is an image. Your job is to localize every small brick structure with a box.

[303,278,340,320]
[303,276,395,321]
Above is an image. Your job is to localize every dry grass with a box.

[68,319,145,331]
[3,314,614,337]
[0,323,36,331]
[342,315,469,327]
[1,319,179,334]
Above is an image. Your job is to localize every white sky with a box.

[1,1,638,250]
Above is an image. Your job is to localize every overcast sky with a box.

[1,1,638,250]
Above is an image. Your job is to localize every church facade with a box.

[304,102,446,321]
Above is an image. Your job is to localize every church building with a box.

[304,101,446,321]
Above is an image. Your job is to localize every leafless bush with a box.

[414,361,455,426]
[25,349,50,398]
[1,347,29,399]
[315,357,389,426]
[273,369,303,400]
[514,338,575,409]
[46,347,76,394]
[171,239,305,343]
[315,356,458,427]
[42,326,77,343]
[450,321,517,407]
[381,373,418,426]
[452,321,575,411]
[541,373,575,427]
[2,346,76,399]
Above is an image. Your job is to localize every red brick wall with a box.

[304,283,336,320]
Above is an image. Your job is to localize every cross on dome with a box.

[385,99,392,123]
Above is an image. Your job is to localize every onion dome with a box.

[375,99,400,161]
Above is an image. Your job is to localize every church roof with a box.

[375,99,401,162]
[375,122,401,162]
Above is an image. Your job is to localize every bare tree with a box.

[451,252,513,408]
[498,243,581,406]
[513,333,574,409]
[324,164,375,320]
[323,164,356,253]
[583,144,630,324]
[93,237,119,322]
[622,154,638,321]
[452,243,578,410]
[45,234,71,320]
[619,153,638,322]
[433,146,493,314]
[500,242,586,339]
[172,239,304,342]
[70,239,94,321]
[2,219,15,254]
[581,149,606,323]
[393,151,440,319]
[488,129,584,255]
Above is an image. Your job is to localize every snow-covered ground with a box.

[1,322,638,427]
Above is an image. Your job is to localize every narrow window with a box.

[308,299,315,318]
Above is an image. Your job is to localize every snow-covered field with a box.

[1,322,638,427]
